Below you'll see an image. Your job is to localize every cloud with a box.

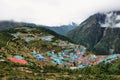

[0,0,120,26]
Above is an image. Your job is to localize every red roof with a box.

[51,50,55,52]
[98,56,106,59]
[77,54,82,57]
[8,56,27,64]
[93,61,99,65]
[74,50,80,52]
[83,56,89,60]
[88,62,93,65]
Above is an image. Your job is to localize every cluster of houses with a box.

[10,31,78,48]
[4,47,120,69]
[11,32,54,42]
[46,47,120,69]
[47,47,87,67]
[31,51,45,61]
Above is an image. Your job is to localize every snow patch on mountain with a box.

[116,15,120,20]
[101,12,120,28]
[115,23,120,27]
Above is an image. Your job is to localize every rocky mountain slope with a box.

[67,11,120,55]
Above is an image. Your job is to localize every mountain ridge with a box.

[67,11,120,55]
[44,22,78,35]
[0,21,78,36]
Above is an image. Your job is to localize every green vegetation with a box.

[1,60,120,79]
[0,31,12,48]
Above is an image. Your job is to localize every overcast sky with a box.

[0,0,120,26]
